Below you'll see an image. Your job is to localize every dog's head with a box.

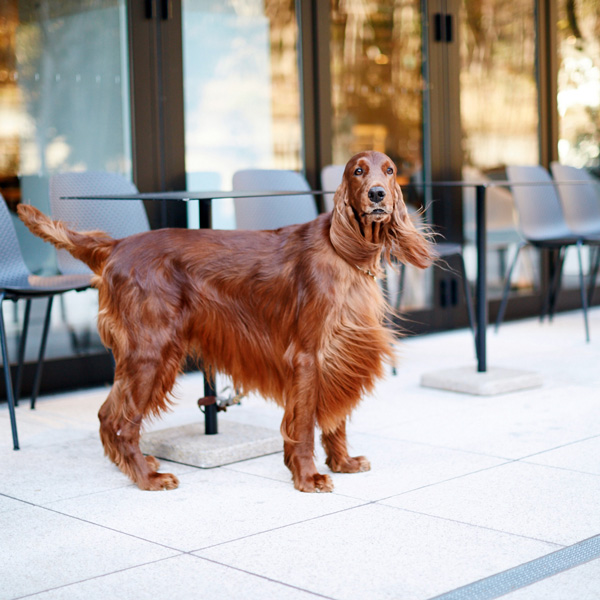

[330,151,435,271]
[340,151,399,226]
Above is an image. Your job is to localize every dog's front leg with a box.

[322,420,371,473]
[281,353,334,493]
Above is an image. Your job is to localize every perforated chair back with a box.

[0,195,32,289]
[506,165,574,242]
[50,172,150,274]
[232,169,318,230]
[550,163,600,237]
[321,165,345,213]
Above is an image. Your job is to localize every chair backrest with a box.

[321,165,345,213]
[0,194,32,289]
[16,175,59,275]
[232,169,318,230]
[50,172,150,274]
[462,166,520,247]
[506,165,574,241]
[550,163,600,236]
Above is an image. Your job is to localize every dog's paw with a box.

[140,472,180,491]
[328,455,371,473]
[295,472,334,493]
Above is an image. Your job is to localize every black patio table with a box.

[62,185,491,434]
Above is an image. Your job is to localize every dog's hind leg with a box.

[321,420,371,473]
[98,348,182,491]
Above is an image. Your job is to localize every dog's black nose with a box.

[368,187,386,203]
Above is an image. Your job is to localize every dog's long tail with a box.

[17,204,117,274]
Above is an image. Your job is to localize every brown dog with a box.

[18,151,434,492]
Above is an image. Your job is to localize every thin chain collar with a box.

[355,264,378,281]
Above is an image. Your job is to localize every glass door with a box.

[328,0,434,316]
[0,0,132,394]
[180,0,304,229]
[458,0,539,299]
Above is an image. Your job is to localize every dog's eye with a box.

[386,167,394,175]
[354,168,363,176]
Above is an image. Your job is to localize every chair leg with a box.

[576,240,590,343]
[380,265,390,305]
[495,243,524,332]
[0,294,19,450]
[588,246,600,306]
[457,255,477,359]
[458,256,476,334]
[30,296,54,410]
[545,247,566,323]
[394,263,406,312]
[14,299,32,406]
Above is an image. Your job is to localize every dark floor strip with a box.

[430,534,600,600]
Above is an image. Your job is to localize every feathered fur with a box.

[18,151,434,493]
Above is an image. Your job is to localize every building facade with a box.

[1,0,598,394]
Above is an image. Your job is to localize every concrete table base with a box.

[140,420,283,468]
[420,366,543,396]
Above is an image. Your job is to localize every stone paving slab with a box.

[420,366,543,396]
[140,419,283,468]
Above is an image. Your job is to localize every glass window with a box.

[459,0,538,297]
[0,0,131,363]
[557,0,600,169]
[182,0,302,229]
[329,0,429,311]
[330,0,424,182]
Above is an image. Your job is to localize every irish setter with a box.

[18,151,434,493]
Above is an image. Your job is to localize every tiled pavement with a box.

[1,308,600,599]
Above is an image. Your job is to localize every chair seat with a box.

[527,236,581,248]
[2,273,92,296]
[434,242,463,257]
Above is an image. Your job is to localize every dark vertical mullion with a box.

[313,0,332,188]
[427,0,465,329]
[127,1,161,197]
[536,0,559,169]
[127,0,186,229]
[297,0,331,198]
[297,0,318,190]
[156,0,186,227]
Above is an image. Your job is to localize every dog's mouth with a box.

[370,208,386,214]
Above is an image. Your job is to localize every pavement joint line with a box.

[427,533,600,600]
[377,504,565,549]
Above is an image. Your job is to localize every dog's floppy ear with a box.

[331,173,363,239]
[332,176,349,210]
[383,183,436,269]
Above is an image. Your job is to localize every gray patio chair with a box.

[231,169,318,230]
[497,165,591,341]
[49,172,150,275]
[1,194,92,450]
[551,163,600,304]
[321,164,345,213]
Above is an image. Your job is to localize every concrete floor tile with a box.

[382,461,600,545]
[227,432,506,501]
[0,506,177,600]
[0,436,195,505]
[0,494,29,513]
[523,435,600,476]
[46,468,364,552]
[25,554,318,600]
[196,503,557,600]
[375,386,600,459]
